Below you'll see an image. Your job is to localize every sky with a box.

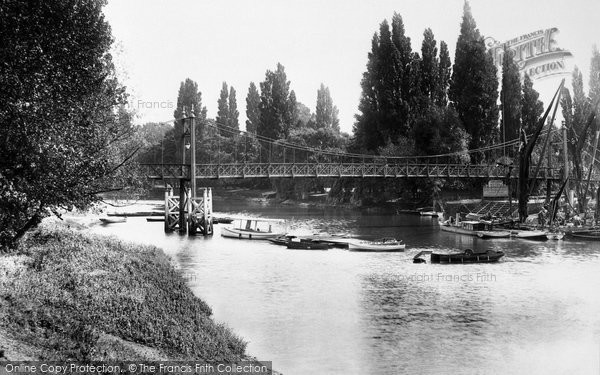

[103,0,600,134]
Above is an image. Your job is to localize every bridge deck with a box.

[143,163,579,180]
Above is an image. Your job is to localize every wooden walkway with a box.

[143,162,584,180]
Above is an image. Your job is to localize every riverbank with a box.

[0,220,268,367]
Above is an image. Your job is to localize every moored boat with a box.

[146,217,164,222]
[513,230,547,241]
[221,217,286,240]
[439,219,509,238]
[100,217,127,224]
[546,232,564,240]
[413,249,504,264]
[570,230,600,240]
[347,237,405,252]
[476,230,511,239]
[286,239,330,250]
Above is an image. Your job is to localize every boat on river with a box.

[221,217,286,240]
[347,237,405,252]
[513,230,548,241]
[418,207,440,217]
[286,239,330,250]
[413,249,504,264]
[570,229,600,240]
[439,219,510,238]
[546,232,565,240]
[100,217,127,224]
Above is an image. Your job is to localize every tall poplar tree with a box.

[173,78,207,162]
[589,45,600,104]
[258,63,293,141]
[449,1,499,155]
[391,12,412,138]
[435,41,452,107]
[353,33,383,152]
[420,28,439,105]
[216,82,229,135]
[500,47,522,147]
[316,84,339,131]
[521,73,544,135]
[228,86,239,131]
[246,82,260,133]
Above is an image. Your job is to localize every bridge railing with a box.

[142,162,578,180]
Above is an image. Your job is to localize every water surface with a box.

[91,197,600,375]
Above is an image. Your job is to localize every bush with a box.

[1,223,246,361]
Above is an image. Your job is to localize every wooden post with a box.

[186,187,195,235]
[190,112,196,200]
[563,125,570,206]
[164,187,171,232]
[178,179,187,234]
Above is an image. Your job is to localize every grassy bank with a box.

[0,221,246,361]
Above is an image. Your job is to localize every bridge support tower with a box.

[164,186,213,236]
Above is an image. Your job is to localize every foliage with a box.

[217,82,230,135]
[228,86,240,130]
[560,62,600,213]
[245,82,261,133]
[315,84,340,131]
[258,63,294,142]
[590,46,600,103]
[2,222,246,360]
[420,28,439,106]
[449,1,499,154]
[500,46,522,148]
[412,106,470,161]
[353,13,414,153]
[435,41,452,107]
[0,0,143,249]
[172,78,208,163]
[521,74,544,135]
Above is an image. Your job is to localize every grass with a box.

[0,221,247,361]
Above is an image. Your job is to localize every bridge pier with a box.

[163,185,213,236]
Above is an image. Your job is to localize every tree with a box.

[288,90,299,131]
[449,1,499,155]
[353,33,384,152]
[0,0,139,248]
[228,86,239,131]
[589,45,600,103]
[173,78,207,163]
[353,14,414,152]
[391,12,412,133]
[315,84,340,131]
[420,28,439,104]
[521,73,544,135]
[435,41,452,107]
[245,82,261,133]
[500,46,522,148]
[413,106,469,160]
[258,63,293,141]
[216,82,229,135]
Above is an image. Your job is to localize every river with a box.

[90,195,600,375]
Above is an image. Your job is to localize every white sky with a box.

[104,0,600,134]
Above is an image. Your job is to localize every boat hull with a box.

[476,230,511,239]
[100,217,127,224]
[286,241,330,250]
[514,230,548,241]
[570,230,600,240]
[221,227,284,240]
[348,241,405,252]
[430,250,504,264]
[439,224,478,236]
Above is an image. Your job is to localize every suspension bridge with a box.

[142,109,600,236]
